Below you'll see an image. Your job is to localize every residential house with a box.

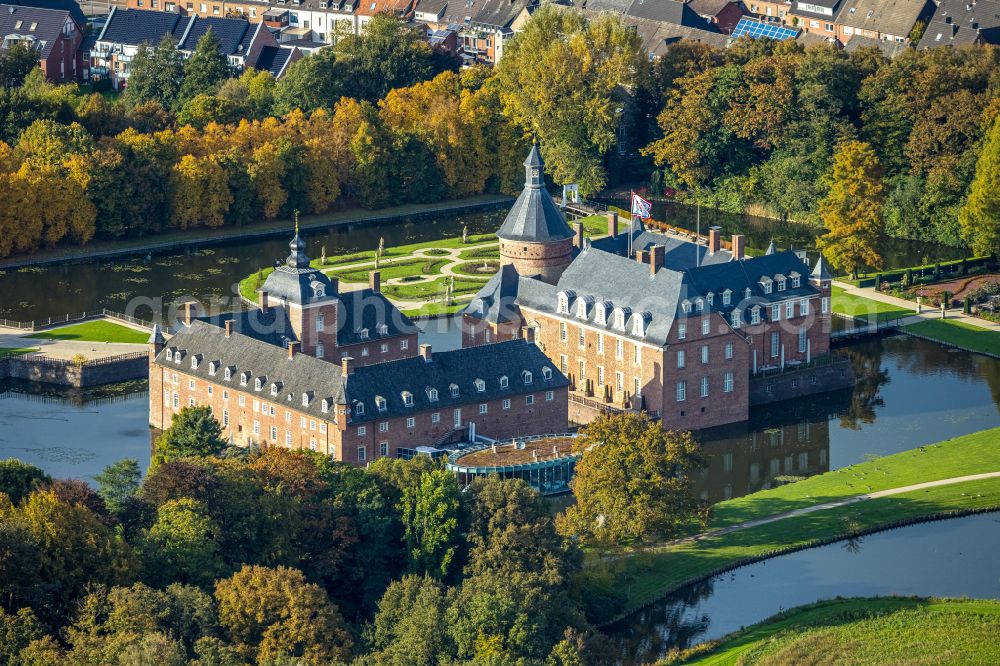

[833,0,930,46]
[788,0,842,35]
[0,4,83,81]
[93,7,279,88]
[458,0,534,64]
[688,0,744,34]
[917,0,1000,49]
[356,0,415,29]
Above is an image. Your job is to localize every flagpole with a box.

[629,190,634,259]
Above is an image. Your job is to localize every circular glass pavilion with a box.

[446,434,580,495]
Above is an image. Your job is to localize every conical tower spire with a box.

[765,240,777,255]
[523,143,544,189]
[811,253,833,282]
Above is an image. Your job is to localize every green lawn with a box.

[452,260,500,277]
[604,477,1000,621]
[381,277,484,301]
[831,285,913,323]
[0,347,38,356]
[577,214,610,238]
[27,320,149,344]
[333,258,450,283]
[903,319,1000,357]
[458,245,500,260]
[401,301,469,317]
[668,597,1000,665]
[710,427,1000,528]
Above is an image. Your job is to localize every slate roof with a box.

[842,33,909,56]
[558,4,728,54]
[467,263,523,325]
[176,16,254,54]
[575,0,632,12]
[626,0,688,24]
[0,4,68,59]
[345,338,567,423]
[262,233,337,306]
[12,0,82,28]
[496,145,575,243]
[833,0,929,38]
[589,222,733,270]
[917,0,1000,48]
[254,44,294,76]
[156,320,348,421]
[98,8,184,46]
[688,0,736,17]
[810,254,833,281]
[197,307,299,348]
[469,0,531,28]
[414,0,449,18]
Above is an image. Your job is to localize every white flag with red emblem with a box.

[631,192,652,219]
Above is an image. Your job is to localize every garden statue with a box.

[462,226,468,244]
[321,245,326,265]
[378,237,385,256]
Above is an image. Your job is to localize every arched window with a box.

[613,308,627,331]
[681,300,691,314]
[224,367,232,381]
[722,289,732,306]
[474,379,486,393]
[499,376,509,388]
[376,396,387,412]
[542,367,552,380]
[426,387,439,402]
[254,377,263,391]
[240,372,250,387]
[355,402,365,415]
[302,392,310,406]
[321,399,330,413]
[165,349,173,362]
[401,391,413,407]
[450,384,460,398]
[557,291,570,314]
[522,370,533,385]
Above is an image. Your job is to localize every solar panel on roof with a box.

[731,17,799,40]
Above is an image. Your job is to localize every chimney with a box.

[708,227,721,255]
[183,301,196,327]
[369,270,380,293]
[521,325,535,344]
[650,244,664,275]
[574,221,584,249]
[287,341,300,359]
[341,356,354,378]
[258,290,269,313]
[607,211,619,238]
[224,319,234,338]
[731,234,746,261]
[635,249,649,265]
[419,344,432,362]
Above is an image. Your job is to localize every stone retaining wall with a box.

[749,357,854,407]
[0,353,148,388]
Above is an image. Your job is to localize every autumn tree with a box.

[95,458,142,514]
[400,469,462,579]
[366,574,453,665]
[497,6,645,194]
[0,459,50,504]
[817,139,886,277]
[214,565,353,665]
[557,413,707,547]
[155,405,227,462]
[125,36,184,109]
[272,48,345,115]
[959,114,1000,256]
[140,498,225,588]
[169,154,232,229]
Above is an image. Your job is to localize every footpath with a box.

[833,280,1000,332]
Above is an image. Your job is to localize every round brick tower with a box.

[497,145,575,284]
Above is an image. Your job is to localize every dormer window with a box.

[302,392,311,407]
[401,391,413,407]
[695,298,704,312]
[174,351,183,364]
[576,297,589,320]
[358,328,369,340]
[208,361,219,376]
[240,372,250,386]
[475,379,486,393]
[613,307,627,331]
[376,396,387,412]
[632,312,649,337]
[312,283,325,298]
[254,377,264,391]
[377,324,389,336]
[706,292,714,306]
[450,384,459,398]
[681,300,691,314]
[499,376,509,388]
[191,354,201,370]
[522,370,533,385]
[594,302,609,326]
[224,367,232,381]
[751,306,761,325]
[321,398,330,413]
[542,367,552,380]
[731,310,742,329]
[271,382,280,396]
[355,402,365,415]
[426,387,439,402]
[722,289,732,306]
[165,349,173,362]
[775,274,786,292]
[760,276,772,295]
[791,273,801,288]
[744,288,752,300]
[557,291,570,314]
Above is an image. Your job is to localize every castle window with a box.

[450,384,459,398]
[722,289,732,306]
[224,367,232,381]
[240,372,250,386]
[355,402,364,415]
[165,349,173,361]
[522,370,533,385]
[731,310,742,328]
[499,376,508,388]
[475,379,486,392]
[791,273,801,288]
[321,399,330,413]
[681,300,691,314]
[376,396,387,412]
[707,292,714,306]
[254,377,263,391]
[595,302,608,325]
[401,391,413,407]
[426,387,438,402]
[751,307,761,325]
[191,354,201,370]
[358,328,369,340]
[271,382,279,396]
[542,367,552,380]
[613,308,628,331]
[557,291,569,314]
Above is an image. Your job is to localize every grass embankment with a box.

[26,320,149,344]
[903,319,1000,357]
[666,597,1000,665]
[601,428,1000,621]
[0,347,38,355]
[831,285,913,323]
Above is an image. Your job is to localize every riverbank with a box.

[0,195,513,270]
[595,428,1000,624]
[903,319,1000,358]
[663,597,1000,665]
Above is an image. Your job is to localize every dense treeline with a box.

[0,410,705,664]
[1,8,996,260]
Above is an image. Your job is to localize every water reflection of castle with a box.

[693,386,852,504]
